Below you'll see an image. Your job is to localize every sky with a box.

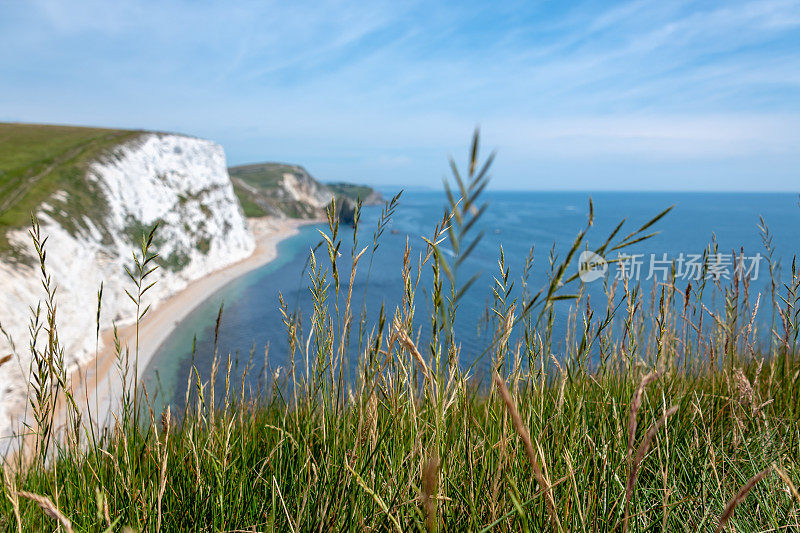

[1,0,799,191]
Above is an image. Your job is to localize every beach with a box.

[68,216,318,436]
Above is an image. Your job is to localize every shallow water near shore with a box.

[143,191,800,410]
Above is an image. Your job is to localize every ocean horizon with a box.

[144,190,800,409]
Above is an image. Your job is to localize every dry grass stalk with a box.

[272,475,298,533]
[627,370,664,464]
[714,468,770,533]
[17,490,74,533]
[773,464,800,504]
[94,487,111,529]
[157,405,171,532]
[0,353,11,368]
[421,449,441,532]
[624,404,678,533]
[628,405,679,499]
[339,245,367,361]
[499,304,516,352]
[358,390,379,449]
[394,319,435,399]
[733,368,755,412]
[3,467,21,533]
[492,371,562,532]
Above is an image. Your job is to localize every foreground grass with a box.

[1,132,798,531]
[3,361,797,531]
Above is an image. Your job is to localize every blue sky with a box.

[1,0,799,191]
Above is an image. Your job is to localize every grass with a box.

[228,162,300,188]
[233,185,270,217]
[0,123,141,254]
[1,131,799,531]
[328,182,380,203]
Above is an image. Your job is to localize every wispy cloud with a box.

[1,0,799,190]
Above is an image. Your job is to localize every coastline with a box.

[70,216,319,435]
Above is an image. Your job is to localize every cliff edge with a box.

[0,125,255,440]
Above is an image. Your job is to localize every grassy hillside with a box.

[228,163,315,218]
[328,181,382,204]
[0,123,141,254]
[230,162,382,219]
[228,162,294,189]
[229,162,326,218]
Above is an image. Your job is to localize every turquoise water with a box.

[143,191,800,409]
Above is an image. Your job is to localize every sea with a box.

[143,191,800,409]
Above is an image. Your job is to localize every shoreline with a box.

[70,216,320,435]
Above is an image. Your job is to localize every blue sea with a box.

[143,191,800,408]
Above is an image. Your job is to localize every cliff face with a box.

[229,163,334,219]
[0,133,255,439]
[230,163,383,221]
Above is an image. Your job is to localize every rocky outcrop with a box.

[336,196,358,226]
[229,163,334,219]
[230,163,383,222]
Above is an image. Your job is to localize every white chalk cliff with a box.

[0,133,255,440]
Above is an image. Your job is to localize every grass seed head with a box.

[17,491,73,533]
[715,468,771,533]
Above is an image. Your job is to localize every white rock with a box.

[0,133,255,442]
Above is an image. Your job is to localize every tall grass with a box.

[1,131,799,531]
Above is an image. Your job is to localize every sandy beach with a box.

[67,216,318,436]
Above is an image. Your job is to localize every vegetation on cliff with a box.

[0,123,140,253]
[328,181,383,205]
[230,162,382,220]
[229,162,333,218]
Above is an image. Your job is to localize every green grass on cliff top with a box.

[0,123,140,254]
[327,181,375,201]
[228,162,302,189]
